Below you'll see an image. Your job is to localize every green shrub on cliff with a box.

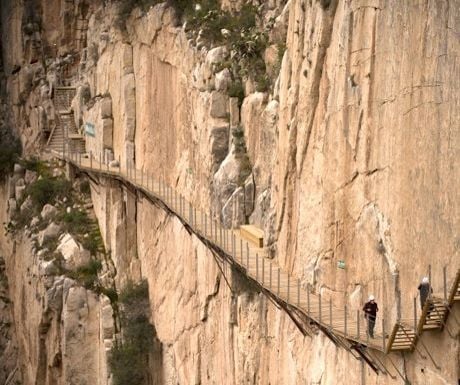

[0,128,21,180]
[67,259,102,289]
[27,177,71,208]
[109,280,155,385]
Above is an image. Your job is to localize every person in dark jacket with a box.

[418,277,433,315]
[363,295,379,338]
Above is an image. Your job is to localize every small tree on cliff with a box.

[109,280,156,385]
[0,125,21,180]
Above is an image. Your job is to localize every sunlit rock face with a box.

[0,0,458,384]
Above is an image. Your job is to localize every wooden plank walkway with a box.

[58,150,460,358]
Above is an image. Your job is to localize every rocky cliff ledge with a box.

[0,1,458,384]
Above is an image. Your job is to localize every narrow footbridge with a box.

[49,87,459,379]
[57,150,459,375]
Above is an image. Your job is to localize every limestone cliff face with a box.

[0,0,459,384]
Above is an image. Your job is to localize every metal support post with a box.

[287,275,290,302]
[344,305,347,337]
[357,310,360,339]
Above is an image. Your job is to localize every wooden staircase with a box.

[385,269,460,354]
[47,87,85,154]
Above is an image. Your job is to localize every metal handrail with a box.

[57,150,460,359]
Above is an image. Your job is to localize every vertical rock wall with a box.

[0,0,458,384]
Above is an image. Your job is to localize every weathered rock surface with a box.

[41,203,57,221]
[56,233,91,270]
[0,0,459,385]
[38,222,61,246]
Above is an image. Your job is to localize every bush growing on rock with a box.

[67,258,102,289]
[109,280,155,385]
[0,127,21,180]
[27,177,71,208]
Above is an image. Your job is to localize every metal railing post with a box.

[357,310,360,339]
[382,318,386,351]
[329,299,332,328]
[261,256,264,285]
[344,305,347,337]
[319,292,322,322]
[246,243,249,270]
[443,266,448,302]
[428,264,432,297]
[269,262,272,290]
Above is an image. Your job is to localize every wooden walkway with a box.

[59,150,460,362]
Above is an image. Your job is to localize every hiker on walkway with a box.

[418,277,433,314]
[363,295,379,338]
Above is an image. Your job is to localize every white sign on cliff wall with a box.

[85,122,95,137]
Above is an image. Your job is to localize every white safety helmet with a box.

[369,295,375,301]
[422,277,429,284]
